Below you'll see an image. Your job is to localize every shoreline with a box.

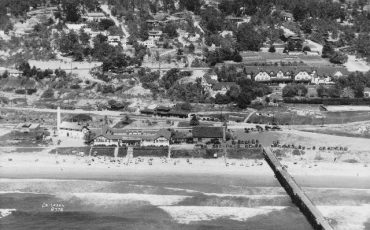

[1,151,370,189]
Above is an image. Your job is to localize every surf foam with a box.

[318,205,370,230]
[0,209,16,219]
[158,206,287,224]
[59,193,191,206]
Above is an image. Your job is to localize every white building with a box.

[148,30,163,41]
[59,122,90,139]
[254,72,271,82]
[141,129,171,147]
[83,12,106,22]
[295,71,312,81]
[138,39,155,48]
[108,35,121,46]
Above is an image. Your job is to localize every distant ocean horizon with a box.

[0,176,370,230]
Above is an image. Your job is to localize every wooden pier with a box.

[262,148,334,230]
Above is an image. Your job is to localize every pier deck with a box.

[262,148,334,230]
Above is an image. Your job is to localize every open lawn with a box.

[248,105,370,125]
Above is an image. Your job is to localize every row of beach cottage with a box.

[91,126,224,147]
[212,64,350,85]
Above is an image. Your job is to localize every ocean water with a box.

[0,176,369,230]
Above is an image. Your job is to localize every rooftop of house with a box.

[172,130,192,139]
[192,126,223,138]
[153,129,172,140]
[148,30,163,36]
[60,121,88,131]
[14,123,40,130]
[86,12,106,17]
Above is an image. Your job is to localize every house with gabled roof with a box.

[59,121,89,139]
[192,126,223,143]
[141,129,172,147]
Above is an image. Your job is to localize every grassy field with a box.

[249,105,370,125]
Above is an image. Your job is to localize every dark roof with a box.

[155,106,171,112]
[192,126,223,138]
[212,82,238,91]
[172,130,191,139]
[140,109,154,114]
[94,134,122,140]
[154,129,172,140]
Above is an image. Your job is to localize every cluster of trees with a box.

[215,78,272,109]
[56,31,138,71]
[322,43,348,64]
[334,72,370,98]
[205,47,242,66]
[282,84,308,97]
[137,68,160,95]
[17,62,56,80]
[168,78,209,103]
[160,68,191,90]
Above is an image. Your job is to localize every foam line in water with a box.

[317,205,370,230]
[59,193,191,206]
[0,190,47,195]
[158,206,287,224]
[202,193,288,198]
[0,209,16,219]
[164,187,200,193]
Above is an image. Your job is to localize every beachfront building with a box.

[93,134,121,146]
[59,121,90,139]
[141,129,171,147]
[192,126,223,143]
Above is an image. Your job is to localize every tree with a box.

[99,19,115,30]
[268,46,276,53]
[316,85,327,98]
[236,91,252,109]
[79,29,91,46]
[163,23,178,39]
[161,68,182,90]
[1,70,9,78]
[303,46,311,52]
[322,43,334,58]
[233,53,243,62]
[61,0,81,22]
[215,93,232,104]
[301,19,313,34]
[200,6,223,33]
[236,23,264,51]
[188,43,195,53]
[329,52,348,64]
[189,115,200,126]
[41,88,54,98]
[179,0,201,14]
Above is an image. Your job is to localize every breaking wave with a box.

[0,209,16,219]
[158,206,287,224]
[57,193,191,206]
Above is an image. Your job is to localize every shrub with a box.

[27,89,37,95]
[41,88,54,98]
[15,89,26,94]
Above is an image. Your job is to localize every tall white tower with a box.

[57,106,61,132]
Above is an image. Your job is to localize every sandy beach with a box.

[1,148,369,189]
